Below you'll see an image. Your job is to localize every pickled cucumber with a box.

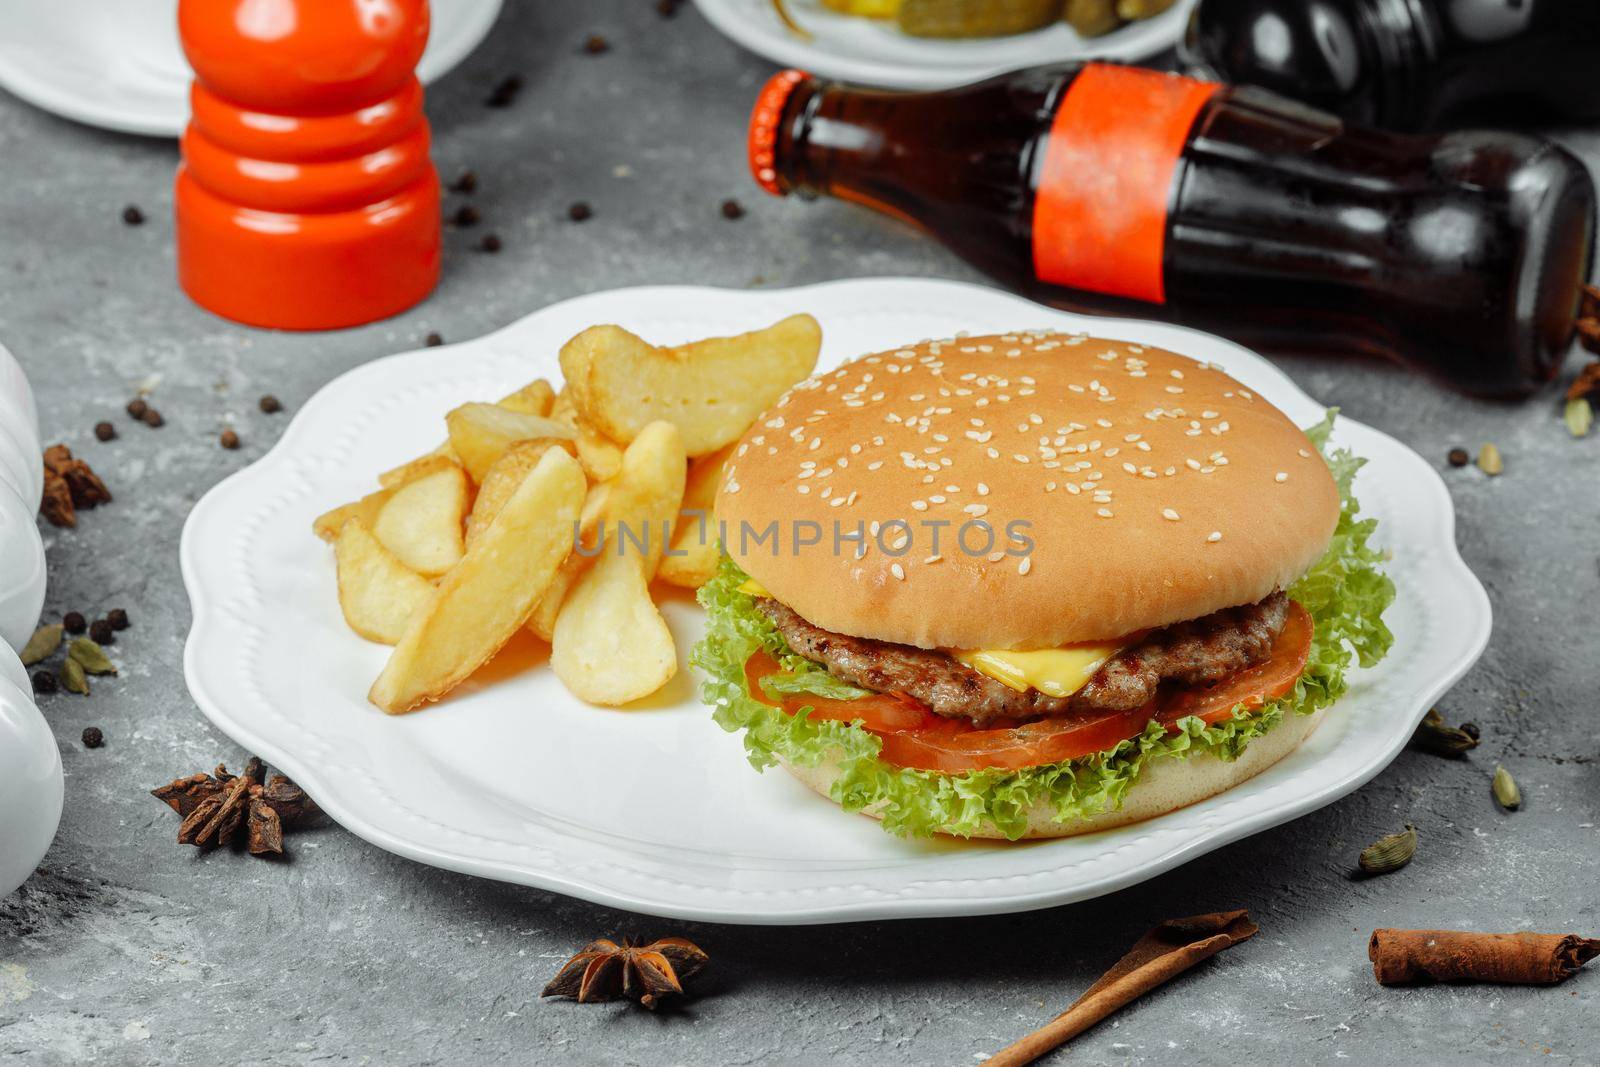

[1062,0,1119,36]
[898,0,1061,38]
[822,0,903,16]
[1065,0,1177,37]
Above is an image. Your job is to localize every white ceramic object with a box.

[181,278,1490,924]
[0,645,63,898]
[0,339,42,513]
[0,472,46,657]
[0,0,505,137]
[695,0,1199,89]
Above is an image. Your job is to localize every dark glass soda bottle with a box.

[748,64,1595,395]
[1184,0,1600,132]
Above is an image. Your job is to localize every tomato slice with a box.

[744,650,941,732]
[744,600,1315,774]
[1156,600,1314,728]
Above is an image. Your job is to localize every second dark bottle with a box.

[1185,0,1600,131]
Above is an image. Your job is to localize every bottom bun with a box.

[783,707,1326,840]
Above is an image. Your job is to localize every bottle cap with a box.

[748,69,809,197]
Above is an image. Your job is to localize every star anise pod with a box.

[541,937,709,1010]
[151,757,319,856]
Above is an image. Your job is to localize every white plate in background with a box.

[181,278,1490,924]
[695,0,1198,89]
[0,0,504,137]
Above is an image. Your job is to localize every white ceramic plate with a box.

[0,0,503,137]
[695,0,1198,89]
[181,278,1489,924]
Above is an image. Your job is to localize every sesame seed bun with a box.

[717,332,1339,649]
[780,705,1326,839]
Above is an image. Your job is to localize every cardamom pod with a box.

[59,657,89,696]
[21,624,64,666]
[1477,442,1504,476]
[1492,765,1521,811]
[1410,708,1479,758]
[1567,397,1594,439]
[1359,824,1417,875]
[68,637,117,676]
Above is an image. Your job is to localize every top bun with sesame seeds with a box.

[716,332,1340,650]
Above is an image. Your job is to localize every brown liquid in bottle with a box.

[756,64,1594,395]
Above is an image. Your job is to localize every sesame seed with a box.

[987,551,1005,563]
[1162,508,1180,521]
[1207,531,1223,543]
[891,563,905,581]
[1275,472,1288,482]
[1298,448,1311,458]
[964,503,989,517]
[1096,508,1113,518]
[976,483,989,496]
[924,555,943,565]
[1018,557,1033,576]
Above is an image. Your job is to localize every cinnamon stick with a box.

[1369,929,1600,986]
[986,910,1258,1067]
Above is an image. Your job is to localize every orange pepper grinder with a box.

[175,0,442,330]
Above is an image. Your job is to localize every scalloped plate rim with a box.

[180,277,1490,924]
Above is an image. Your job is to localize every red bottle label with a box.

[1032,64,1220,305]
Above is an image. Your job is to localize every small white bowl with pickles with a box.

[695,0,1199,90]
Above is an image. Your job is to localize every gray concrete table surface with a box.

[2,2,1597,1063]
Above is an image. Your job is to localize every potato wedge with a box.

[445,402,576,484]
[547,386,578,430]
[528,481,611,642]
[314,455,458,541]
[549,543,678,706]
[370,449,586,713]
[573,416,624,482]
[334,520,433,644]
[466,439,570,547]
[496,377,557,417]
[551,422,686,704]
[372,465,469,576]
[558,314,820,456]
[658,441,735,589]
[376,445,458,491]
[377,378,557,488]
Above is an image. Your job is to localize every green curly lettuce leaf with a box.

[691,411,1395,840]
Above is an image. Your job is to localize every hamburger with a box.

[693,332,1394,839]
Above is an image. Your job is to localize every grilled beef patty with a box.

[757,593,1291,726]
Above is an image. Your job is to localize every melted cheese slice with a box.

[953,644,1123,699]
[740,576,1121,700]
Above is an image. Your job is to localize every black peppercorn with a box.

[1460,722,1480,741]
[82,727,104,749]
[94,421,117,442]
[126,398,148,420]
[32,670,58,695]
[122,205,145,226]
[720,199,746,220]
[220,429,240,450]
[259,394,283,414]
[584,34,610,55]
[141,408,164,428]
[568,201,593,222]
[486,74,523,108]
[63,611,87,634]
[107,608,129,630]
[1447,447,1469,467]
[479,233,502,253]
[450,170,478,194]
[452,205,480,228]
[425,332,444,347]
[89,619,115,645]
[656,0,681,16]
